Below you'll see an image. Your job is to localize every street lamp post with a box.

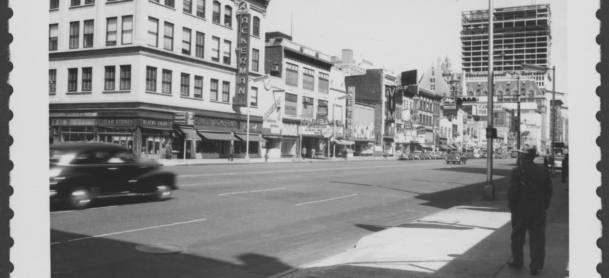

[332,95,348,158]
[483,0,496,200]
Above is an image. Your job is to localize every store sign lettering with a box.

[195,117,238,128]
[233,7,250,107]
[385,86,397,122]
[98,119,134,126]
[345,87,355,140]
[141,119,171,127]
[242,124,261,133]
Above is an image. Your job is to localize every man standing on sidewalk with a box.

[507,146,553,275]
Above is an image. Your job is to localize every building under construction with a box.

[460,4,551,88]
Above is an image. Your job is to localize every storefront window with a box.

[60,126,95,142]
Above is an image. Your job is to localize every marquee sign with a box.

[233,1,251,107]
[345,86,355,140]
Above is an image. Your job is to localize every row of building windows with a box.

[50,0,261,37]
[440,127,453,138]
[284,93,328,118]
[418,114,435,126]
[49,66,132,93]
[49,66,259,106]
[50,18,260,72]
[285,63,330,93]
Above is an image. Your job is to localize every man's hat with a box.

[518,145,537,157]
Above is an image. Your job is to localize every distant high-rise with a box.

[461,4,551,88]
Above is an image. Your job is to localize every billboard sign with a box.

[233,3,251,107]
[345,86,355,140]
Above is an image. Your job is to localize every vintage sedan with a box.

[429,152,442,159]
[420,152,434,160]
[410,151,423,160]
[446,152,468,164]
[50,142,177,210]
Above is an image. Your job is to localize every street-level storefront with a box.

[353,139,374,156]
[280,121,299,158]
[300,123,332,158]
[194,115,263,159]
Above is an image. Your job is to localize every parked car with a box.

[398,152,411,160]
[437,151,447,159]
[50,142,177,210]
[446,151,468,164]
[420,152,433,160]
[410,151,423,160]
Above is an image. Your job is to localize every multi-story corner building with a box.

[49,0,271,159]
[461,4,552,89]
[264,32,345,159]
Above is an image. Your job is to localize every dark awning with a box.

[197,131,238,141]
[354,139,375,143]
[235,133,267,142]
[175,126,199,139]
[335,139,355,145]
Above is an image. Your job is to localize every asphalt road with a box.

[50,157,520,278]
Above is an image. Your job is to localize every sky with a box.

[265,0,568,95]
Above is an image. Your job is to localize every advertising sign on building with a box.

[282,123,298,136]
[416,126,426,135]
[493,111,509,127]
[385,85,398,122]
[140,119,173,129]
[345,86,355,140]
[262,97,283,134]
[477,103,504,116]
[300,125,333,138]
[317,100,328,120]
[403,121,413,129]
[233,1,251,107]
[353,123,374,140]
[174,112,195,126]
[98,118,136,127]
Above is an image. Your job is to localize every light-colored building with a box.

[49,0,272,159]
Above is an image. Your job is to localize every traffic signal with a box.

[486,127,497,138]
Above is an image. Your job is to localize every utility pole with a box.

[483,0,496,200]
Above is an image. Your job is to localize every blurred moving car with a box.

[446,151,468,164]
[50,142,177,210]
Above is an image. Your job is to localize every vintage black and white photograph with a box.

[6,0,600,277]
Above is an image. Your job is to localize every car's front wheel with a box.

[66,187,93,210]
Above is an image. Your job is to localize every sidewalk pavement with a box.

[271,174,569,278]
[149,155,396,166]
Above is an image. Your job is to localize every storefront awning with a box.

[335,139,355,145]
[354,139,375,143]
[197,131,238,141]
[439,144,451,150]
[235,133,267,142]
[175,126,199,139]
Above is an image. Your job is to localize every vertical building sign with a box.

[345,86,355,140]
[385,85,397,122]
[233,1,251,107]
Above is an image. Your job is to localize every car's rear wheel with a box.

[66,187,92,210]
[152,184,172,201]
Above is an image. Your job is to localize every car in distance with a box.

[50,142,177,210]
[429,152,442,159]
[446,151,468,164]
[410,151,423,160]
[420,152,433,160]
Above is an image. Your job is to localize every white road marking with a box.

[51,206,117,214]
[179,163,438,178]
[295,194,357,206]
[51,218,207,245]
[218,188,285,196]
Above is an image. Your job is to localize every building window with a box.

[302,96,314,118]
[194,76,203,98]
[303,68,314,91]
[120,65,131,90]
[164,22,174,51]
[49,24,58,51]
[183,0,192,13]
[122,16,133,45]
[196,0,205,17]
[49,70,57,93]
[210,79,219,100]
[222,81,230,102]
[180,73,190,96]
[286,63,298,87]
[182,28,191,55]
[164,0,174,8]
[211,36,219,62]
[146,66,157,92]
[251,49,259,72]
[50,0,59,9]
[224,5,232,27]
[285,93,297,116]
[318,72,329,93]
[68,68,78,92]
[212,1,220,23]
[162,69,172,94]
[222,40,231,65]
[253,17,260,36]
[104,66,115,90]
[148,17,159,47]
[85,0,94,4]
[81,68,92,91]
[69,22,79,49]
[250,87,258,106]
[83,20,94,48]
[195,32,205,58]
[106,18,117,46]
[71,0,81,6]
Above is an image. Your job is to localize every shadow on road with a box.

[51,229,294,278]
[50,196,175,212]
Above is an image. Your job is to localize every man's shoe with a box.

[506,261,523,269]
[530,269,540,275]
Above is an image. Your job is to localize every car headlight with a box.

[49,168,62,178]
